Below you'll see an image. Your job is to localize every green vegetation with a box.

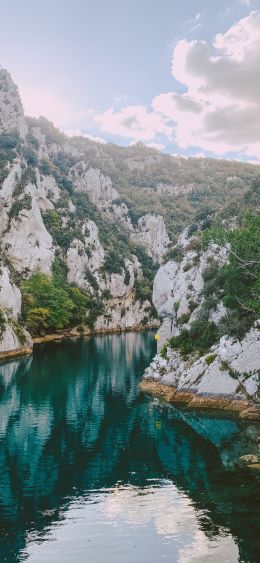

[42,210,84,250]
[203,212,260,337]
[0,132,20,184]
[9,194,32,222]
[166,320,219,359]
[21,258,90,335]
[0,308,5,334]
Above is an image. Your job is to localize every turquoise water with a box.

[0,331,259,562]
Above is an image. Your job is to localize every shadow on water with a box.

[0,331,259,562]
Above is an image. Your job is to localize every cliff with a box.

[140,213,260,419]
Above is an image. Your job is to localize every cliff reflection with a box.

[0,332,259,562]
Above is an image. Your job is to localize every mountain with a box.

[0,67,259,362]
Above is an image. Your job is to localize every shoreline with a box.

[0,324,157,362]
[139,379,260,421]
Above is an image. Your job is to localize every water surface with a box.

[0,332,259,562]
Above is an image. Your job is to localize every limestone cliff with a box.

[140,220,260,418]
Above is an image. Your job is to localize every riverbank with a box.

[140,380,260,421]
[0,324,158,362]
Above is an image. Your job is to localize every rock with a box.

[237,454,260,466]
[153,241,228,326]
[0,317,32,358]
[66,221,105,289]
[35,170,60,211]
[0,69,28,137]
[131,214,170,264]
[3,185,54,275]
[0,267,21,318]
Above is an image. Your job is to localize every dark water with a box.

[0,332,259,563]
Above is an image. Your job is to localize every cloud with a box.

[95,105,171,141]
[153,11,260,159]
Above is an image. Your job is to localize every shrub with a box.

[21,273,75,334]
[168,319,219,357]
[0,309,5,334]
[9,194,32,221]
[103,249,125,274]
[205,353,217,366]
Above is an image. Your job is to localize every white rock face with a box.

[0,316,32,355]
[0,267,21,318]
[69,163,134,230]
[0,69,28,137]
[153,240,228,342]
[0,160,23,236]
[131,214,170,264]
[143,325,260,402]
[3,184,54,275]
[35,170,60,211]
[70,164,117,206]
[66,221,105,288]
[143,224,260,404]
[0,324,21,353]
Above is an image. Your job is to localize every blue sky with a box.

[1,0,260,160]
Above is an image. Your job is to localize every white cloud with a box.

[153,11,260,159]
[95,104,171,141]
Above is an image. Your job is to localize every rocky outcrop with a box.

[141,323,260,419]
[131,214,170,264]
[0,267,21,318]
[140,222,260,417]
[66,220,105,289]
[0,69,27,137]
[153,237,228,348]
[0,266,32,358]
[0,315,32,360]
[3,184,54,275]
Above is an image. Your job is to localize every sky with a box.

[1,0,260,161]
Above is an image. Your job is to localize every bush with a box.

[168,319,219,357]
[0,309,5,334]
[203,212,260,337]
[21,273,75,334]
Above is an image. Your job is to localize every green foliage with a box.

[160,343,168,359]
[205,353,217,365]
[84,269,99,292]
[22,273,75,334]
[124,269,131,285]
[0,132,20,184]
[87,298,105,327]
[103,249,125,274]
[168,319,219,358]
[202,212,260,337]
[163,245,184,263]
[9,194,32,221]
[21,265,90,335]
[42,210,83,251]
[0,308,5,334]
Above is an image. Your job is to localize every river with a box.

[0,331,259,562]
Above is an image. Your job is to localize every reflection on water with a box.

[0,332,259,563]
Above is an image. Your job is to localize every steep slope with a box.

[140,206,260,419]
